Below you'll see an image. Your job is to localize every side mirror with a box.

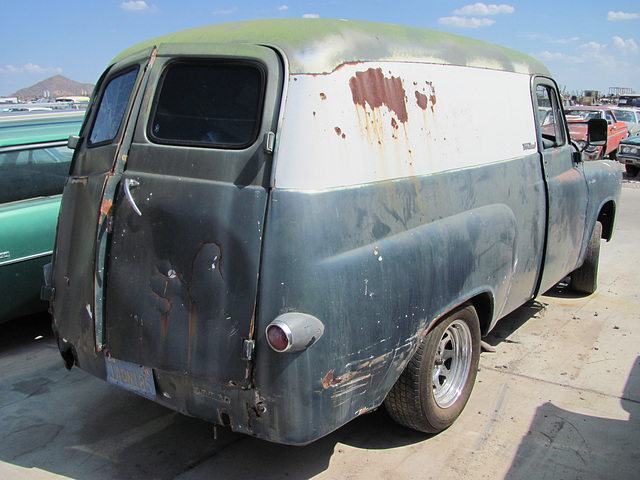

[67,135,83,150]
[587,118,607,146]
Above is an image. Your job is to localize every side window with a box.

[89,68,139,146]
[536,84,566,149]
[0,145,73,204]
[149,62,265,149]
[605,111,615,124]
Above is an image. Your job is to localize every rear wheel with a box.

[384,304,481,433]
[571,221,602,295]
[626,164,639,176]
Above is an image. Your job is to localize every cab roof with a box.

[111,18,550,76]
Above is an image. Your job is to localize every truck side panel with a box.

[255,155,545,444]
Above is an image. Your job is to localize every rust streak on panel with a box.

[349,67,408,123]
[322,369,357,389]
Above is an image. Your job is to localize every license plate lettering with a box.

[106,357,156,400]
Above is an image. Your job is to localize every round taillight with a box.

[265,313,325,353]
[266,323,291,352]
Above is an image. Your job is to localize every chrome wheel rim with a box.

[432,319,473,409]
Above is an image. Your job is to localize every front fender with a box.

[582,159,622,257]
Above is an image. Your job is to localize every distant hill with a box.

[12,75,94,101]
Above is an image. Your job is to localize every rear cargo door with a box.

[102,44,283,386]
[51,48,156,370]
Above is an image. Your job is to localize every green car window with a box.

[0,145,72,204]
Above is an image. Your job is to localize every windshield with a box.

[613,110,636,122]
[618,96,640,108]
[565,110,603,121]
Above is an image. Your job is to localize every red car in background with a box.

[564,106,628,160]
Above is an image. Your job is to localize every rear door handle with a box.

[124,178,142,216]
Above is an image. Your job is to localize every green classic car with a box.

[0,111,84,323]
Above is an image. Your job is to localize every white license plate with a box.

[106,357,156,400]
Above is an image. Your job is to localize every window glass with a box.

[89,68,138,145]
[618,97,640,108]
[565,109,602,121]
[536,85,565,149]
[613,110,633,122]
[149,62,265,148]
[605,111,614,124]
[0,145,73,204]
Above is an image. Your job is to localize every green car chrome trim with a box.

[0,250,54,267]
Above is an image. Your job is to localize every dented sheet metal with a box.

[47,19,621,447]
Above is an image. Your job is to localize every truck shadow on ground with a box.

[505,357,640,479]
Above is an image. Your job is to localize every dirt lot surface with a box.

[1,176,639,480]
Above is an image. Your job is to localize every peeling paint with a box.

[349,67,408,123]
[322,369,358,389]
[100,199,113,216]
[415,91,428,110]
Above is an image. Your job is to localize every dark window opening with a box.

[536,84,566,149]
[149,62,265,149]
[89,68,139,146]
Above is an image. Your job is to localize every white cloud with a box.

[438,16,495,28]
[453,3,514,16]
[120,1,149,11]
[212,7,237,15]
[613,36,639,53]
[0,63,63,75]
[607,11,639,21]
[532,51,565,61]
[577,41,604,53]
[302,13,319,18]
[277,5,289,10]
[549,37,580,44]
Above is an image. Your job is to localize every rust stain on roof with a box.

[349,67,408,123]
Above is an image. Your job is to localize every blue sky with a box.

[1,1,639,97]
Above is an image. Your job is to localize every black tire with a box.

[608,149,617,161]
[626,164,639,176]
[571,221,602,295]
[384,304,481,433]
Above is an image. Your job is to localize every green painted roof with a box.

[111,18,550,76]
[0,112,84,148]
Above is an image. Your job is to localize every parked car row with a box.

[0,111,84,323]
[564,105,628,160]
[560,103,640,176]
